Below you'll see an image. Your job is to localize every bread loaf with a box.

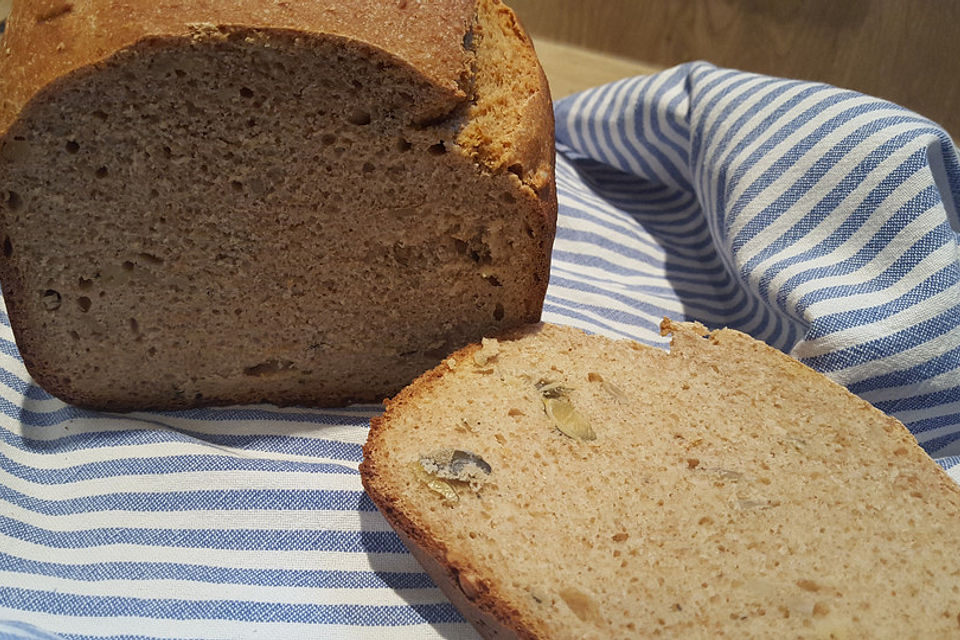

[361,321,960,639]
[0,0,555,409]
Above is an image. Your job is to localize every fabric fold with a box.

[553,62,960,458]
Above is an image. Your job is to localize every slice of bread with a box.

[0,0,555,409]
[361,321,960,639]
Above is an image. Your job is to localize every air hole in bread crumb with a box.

[501,192,516,204]
[42,290,61,311]
[122,261,134,271]
[428,142,447,155]
[147,346,157,356]
[508,163,524,178]
[396,137,412,152]
[493,303,505,321]
[95,167,108,179]
[362,162,375,173]
[393,242,414,265]
[148,189,159,199]
[139,253,163,265]
[231,180,243,192]
[129,318,139,333]
[484,275,502,287]
[77,296,91,312]
[2,237,12,257]
[239,87,254,98]
[244,359,295,376]
[347,109,371,125]
[65,140,80,154]
[321,134,336,146]
[92,110,108,121]
[7,191,22,211]
[524,225,534,238]
[69,330,80,341]
[78,278,92,290]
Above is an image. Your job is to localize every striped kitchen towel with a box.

[1,63,959,639]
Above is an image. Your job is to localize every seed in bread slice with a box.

[361,320,960,639]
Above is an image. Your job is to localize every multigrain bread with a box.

[0,0,555,409]
[361,321,960,639]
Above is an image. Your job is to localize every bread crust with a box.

[462,0,556,188]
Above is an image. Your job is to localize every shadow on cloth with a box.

[358,497,479,640]
[555,150,805,353]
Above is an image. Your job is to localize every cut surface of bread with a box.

[0,0,555,409]
[361,321,960,639]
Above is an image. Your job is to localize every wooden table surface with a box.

[531,37,660,99]
[511,0,960,141]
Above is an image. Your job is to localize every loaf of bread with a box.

[0,0,555,409]
[361,321,960,639]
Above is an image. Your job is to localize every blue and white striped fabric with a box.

[1,63,959,639]
[550,63,960,460]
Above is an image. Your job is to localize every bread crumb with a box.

[473,337,500,366]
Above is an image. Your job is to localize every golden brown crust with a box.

[458,0,556,190]
[0,0,477,136]
[459,0,557,292]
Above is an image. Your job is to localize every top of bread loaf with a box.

[0,0,475,128]
[0,0,553,186]
[0,0,556,409]
[362,321,960,639]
